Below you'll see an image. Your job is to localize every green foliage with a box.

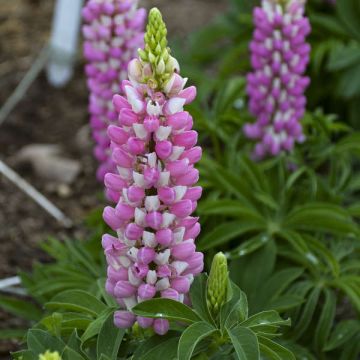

[1,1,360,359]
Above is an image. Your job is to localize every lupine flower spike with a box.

[82,0,146,181]
[38,350,62,360]
[244,0,311,159]
[102,7,203,335]
[207,252,228,317]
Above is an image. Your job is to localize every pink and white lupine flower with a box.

[82,0,146,181]
[102,8,204,335]
[244,0,311,159]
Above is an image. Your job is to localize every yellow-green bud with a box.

[38,350,62,360]
[207,252,228,316]
[139,7,177,90]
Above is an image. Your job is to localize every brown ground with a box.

[0,0,228,357]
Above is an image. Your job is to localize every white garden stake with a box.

[47,0,84,87]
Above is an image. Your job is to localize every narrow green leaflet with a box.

[46,290,106,317]
[284,203,357,236]
[325,320,360,351]
[227,325,260,360]
[132,333,179,360]
[61,347,86,360]
[190,274,213,323]
[220,283,248,330]
[0,295,42,321]
[314,289,336,352]
[81,308,114,343]
[292,287,321,340]
[228,233,270,259]
[198,222,261,251]
[178,322,217,360]
[27,329,65,355]
[0,329,27,340]
[132,298,201,323]
[198,199,264,223]
[258,337,295,360]
[240,311,290,329]
[96,312,125,360]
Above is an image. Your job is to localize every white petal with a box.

[161,212,176,228]
[145,196,160,211]
[123,296,137,310]
[186,274,194,284]
[171,261,188,275]
[155,126,172,141]
[117,167,132,180]
[134,208,146,226]
[155,277,170,291]
[157,171,170,187]
[127,247,138,261]
[174,186,187,201]
[147,101,162,116]
[143,231,157,248]
[178,294,184,303]
[119,256,131,268]
[147,152,157,168]
[167,98,186,115]
[128,268,142,286]
[146,270,157,285]
[154,249,171,265]
[173,227,185,243]
[168,146,185,161]
[125,85,143,114]
[133,124,147,139]
[133,172,145,187]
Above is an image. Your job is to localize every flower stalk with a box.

[82,0,146,181]
[102,7,203,335]
[244,0,311,159]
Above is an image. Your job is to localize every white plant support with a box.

[0,160,73,227]
[0,276,26,296]
[46,0,84,87]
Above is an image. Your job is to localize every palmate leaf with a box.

[227,233,271,259]
[284,203,358,236]
[197,222,261,251]
[337,0,360,40]
[198,199,265,224]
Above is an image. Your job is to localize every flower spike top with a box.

[82,0,146,181]
[243,0,311,159]
[38,350,62,360]
[102,7,203,336]
[207,252,228,317]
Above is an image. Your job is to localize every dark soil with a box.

[0,0,228,358]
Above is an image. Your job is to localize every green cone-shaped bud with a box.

[207,252,228,316]
[38,350,62,360]
[140,8,176,90]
